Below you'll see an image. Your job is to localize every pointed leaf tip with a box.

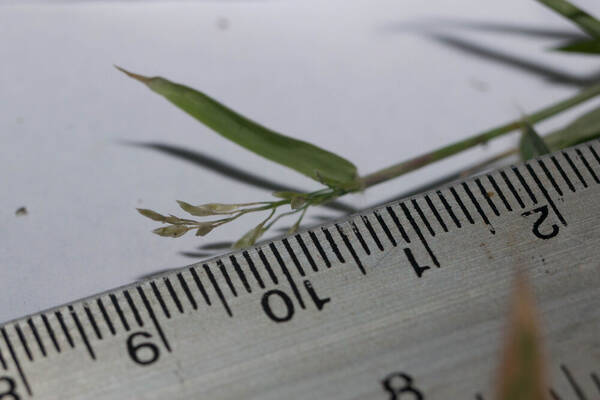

[554,38,600,54]
[122,70,358,186]
[519,122,549,161]
[115,65,152,84]
[137,208,167,222]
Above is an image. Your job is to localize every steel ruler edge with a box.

[1,141,600,399]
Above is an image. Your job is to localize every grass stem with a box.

[359,82,600,188]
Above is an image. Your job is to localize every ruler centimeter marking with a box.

[1,140,599,399]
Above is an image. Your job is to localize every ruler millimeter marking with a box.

[1,141,600,399]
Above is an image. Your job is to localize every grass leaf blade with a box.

[536,0,600,38]
[554,38,600,54]
[117,67,358,186]
[545,106,600,150]
[519,123,550,160]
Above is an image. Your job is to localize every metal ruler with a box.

[1,142,600,400]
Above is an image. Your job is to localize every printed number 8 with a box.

[0,377,19,400]
[382,372,424,400]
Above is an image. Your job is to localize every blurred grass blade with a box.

[495,272,547,400]
[360,83,600,188]
[273,191,304,200]
[520,123,550,160]
[536,0,600,38]
[117,67,358,187]
[554,38,600,53]
[545,106,600,150]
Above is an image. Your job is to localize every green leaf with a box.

[117,67,358,186]
[544,106,600,151]
[554,38,600,54]
[519,123,550,161]
[535,0,600,38]
[315,170,363,191]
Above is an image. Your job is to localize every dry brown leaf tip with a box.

[114,65,152,84]
[495,271,548,400]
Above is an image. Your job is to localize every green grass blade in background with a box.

[536,0,600,38]
[117,67,358,188]
[554,38,600,53]
[545,106,600,150]
[519,123,550,160]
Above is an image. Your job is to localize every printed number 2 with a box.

[0,377,19,400]
[522,205,559,240]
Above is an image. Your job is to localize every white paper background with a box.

[1,0,599,323]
